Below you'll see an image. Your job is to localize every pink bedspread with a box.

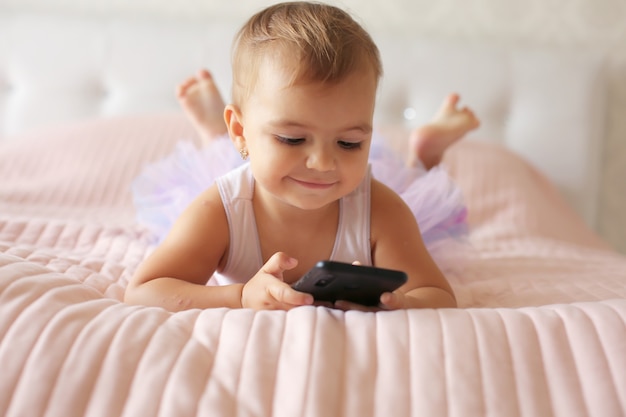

[1,114,625,417]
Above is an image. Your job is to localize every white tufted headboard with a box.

[0,13,607,230]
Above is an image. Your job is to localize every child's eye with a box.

[338,141,362,150]
[275,136,305,145]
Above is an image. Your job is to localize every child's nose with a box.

[306,146,335,171]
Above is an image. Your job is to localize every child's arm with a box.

[125,185,312,311]
[367,179,457,309]
[125,185,238,310]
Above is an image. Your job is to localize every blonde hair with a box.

[231,1,383,106]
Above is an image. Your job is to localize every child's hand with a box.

[241,252,314,310]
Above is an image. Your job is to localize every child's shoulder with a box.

[369,178,417,233]
[178,183,225,225]
[370,178,407,210]
[165,181,230,251]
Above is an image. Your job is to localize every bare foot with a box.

[408,94,480,169]
[177,69,228,145]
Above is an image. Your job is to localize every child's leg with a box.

[177,69,228,145]
[407,94,480,170]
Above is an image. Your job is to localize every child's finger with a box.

[269,283,314,306]
[260,252,298,280]
[380,292,403,309]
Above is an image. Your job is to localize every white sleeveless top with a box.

[213,163,372,285]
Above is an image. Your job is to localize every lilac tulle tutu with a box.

[132,138,240,241]
[132,132,470,273]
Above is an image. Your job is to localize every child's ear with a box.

[224,104,246,150]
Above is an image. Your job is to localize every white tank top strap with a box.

[215,164,263,285]
[329,166,372,266]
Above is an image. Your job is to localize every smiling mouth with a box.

[291,178,337,189]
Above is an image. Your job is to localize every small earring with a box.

[239,148,249,160]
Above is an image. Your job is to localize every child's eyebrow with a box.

[344,124,373,134]
[269,119,373,134]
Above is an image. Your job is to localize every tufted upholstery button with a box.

[403,107,417,121]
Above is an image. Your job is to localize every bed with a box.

[1,13,625,417]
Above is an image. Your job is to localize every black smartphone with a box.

[291,260,408,306]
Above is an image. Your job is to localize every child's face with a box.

[239,60,377,211]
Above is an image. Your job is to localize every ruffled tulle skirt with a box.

[132,133,471,274]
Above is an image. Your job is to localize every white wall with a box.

[2,0,625,253]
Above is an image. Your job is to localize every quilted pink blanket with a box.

[1,114,625,417]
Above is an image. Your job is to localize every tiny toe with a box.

[183,77,197,87]
[198,69,212,79]
[178,78,197,95]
